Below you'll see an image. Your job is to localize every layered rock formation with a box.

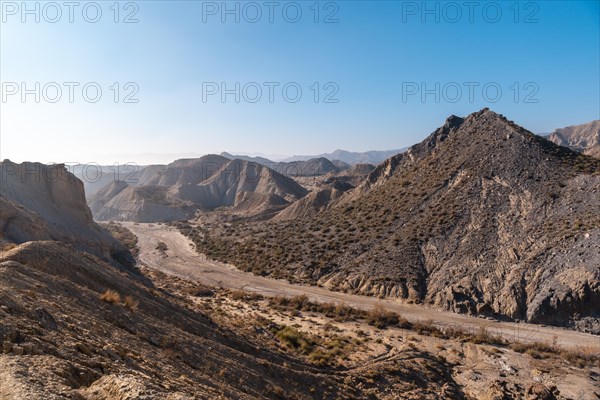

[0,160,120,260]
[547,120,600,158]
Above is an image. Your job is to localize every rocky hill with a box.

[547,120,600,158]
[0,161,121,260]
[90,184,194,222]
[193,109,600,332]
[325,163,375,187]
[0,242,350,399]
[136,155,230,187]
[91,158,308,222]
[273,179,354,221]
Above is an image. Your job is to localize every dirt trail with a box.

[123,222,600,350]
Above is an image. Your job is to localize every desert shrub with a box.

[366,305,407,329]
[468,326,505,346]
[275,326,314,354]
[124,295,139,310]
[100,289,121,304]
[559,347,600,368]
[156,241,168,252]
[230,290,247,300]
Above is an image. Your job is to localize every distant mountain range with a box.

[281,149,406,165]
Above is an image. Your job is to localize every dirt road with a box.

[124,222,600,350]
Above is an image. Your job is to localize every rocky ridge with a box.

[192,109,600,332]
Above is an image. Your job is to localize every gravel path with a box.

[124,222,600,351]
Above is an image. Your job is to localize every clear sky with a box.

[1,0,599,164]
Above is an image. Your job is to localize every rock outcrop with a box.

[547,120,600,158]
[0,160,121,260]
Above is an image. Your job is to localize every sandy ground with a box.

[123,222,600,351]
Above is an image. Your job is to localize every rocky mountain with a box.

[175,159,308,208]
[136,155,230,187]
[272,164,375,220]
[273,179,354,221]
[194,109,600,332]
[0,160,121,260]
[282,149,406,165]
[90,158,308,222]
[546,120,600,158]
[90,183,194,222]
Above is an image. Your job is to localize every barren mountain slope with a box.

[547,120,600,157]
[71,164,139,199]
[274,179,354,221]
[135,155,230,187]
[193,109,600,332]
[173,158,308,208]
[0,238,469,398]
[87,180,130,215]
[91,158,308,222]
[0,161,120,260]
[92,184,194,222]
[325,163,375,187]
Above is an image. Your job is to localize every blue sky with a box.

[1,0,599,164]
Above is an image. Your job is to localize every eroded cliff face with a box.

[547,120,600,158]
[0,160,121,260]
[194,109,600,332]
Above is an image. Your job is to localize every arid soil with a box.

[124,222,600,351]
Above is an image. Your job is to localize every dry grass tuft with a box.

[100,289,121,304]
[124,295,139,310]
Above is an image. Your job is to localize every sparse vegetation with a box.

[100,289,121,304]
[156,241,168,252]
[124,295,139,310]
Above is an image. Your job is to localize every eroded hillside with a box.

[189,109,600,332]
